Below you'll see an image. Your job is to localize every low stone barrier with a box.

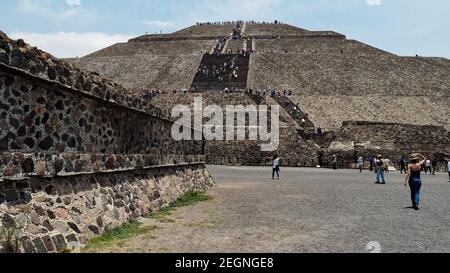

[0,152,205,179]
[0,163,214,253]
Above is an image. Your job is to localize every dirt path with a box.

[87,166,450,253]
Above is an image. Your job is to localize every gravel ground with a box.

[95,166,450,253]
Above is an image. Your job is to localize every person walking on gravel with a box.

[332,155,338,170]
[404,154,426,210]
[399,156,407,174]
[357,157,364,173]
[272,155,281,180]
[432,157,437,175]
[424,158,432,175]
[375,155,386,184]
[446,158,450,182]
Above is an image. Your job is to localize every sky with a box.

[0,0,449,58]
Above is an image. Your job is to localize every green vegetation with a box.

[147,191,212,221]
[83,222,156,251]
[0,216,23,253]
[83,191,212,252]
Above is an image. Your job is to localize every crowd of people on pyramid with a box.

[139,88,166,100]
[195,20,284,26]
[247,89,293,97]
[197,56,240,81]
[232,24,242,40]
[213,38,227,55]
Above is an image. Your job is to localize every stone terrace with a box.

[72,39,217,93]
[73,54,203,93]
[291,95,450,131]
[242,23,311,37]
[254,37,392,56]
[250,52,450,131]
[251,54,450,97]
[172,24,236,37]
[84,40,216,57]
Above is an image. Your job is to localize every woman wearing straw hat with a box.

[404,153,426,210]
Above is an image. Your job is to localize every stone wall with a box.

[0,70,202,166]
[336,121,450,152]
[0,32,214,253]
[0,32,170,118]
[0,163,214,253]
[317,121,450,168]
[0,31,206,179]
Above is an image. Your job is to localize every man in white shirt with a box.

[425,159,432,175]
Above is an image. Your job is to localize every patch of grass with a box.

[147,191,212,220]
[148,207,174,220]
[116,241,127,248]
[83,222,157,251]
[171,191,213,208]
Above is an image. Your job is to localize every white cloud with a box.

[18,0,51,14]
[191,0,283,21]
[367,0,382,6]
[66,0,81,6]
[8,32,134,58]
[17,0,81,18]
[140,20,176,28]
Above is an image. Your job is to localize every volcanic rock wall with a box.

[333,121,450,153]
[0,32,214,253]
